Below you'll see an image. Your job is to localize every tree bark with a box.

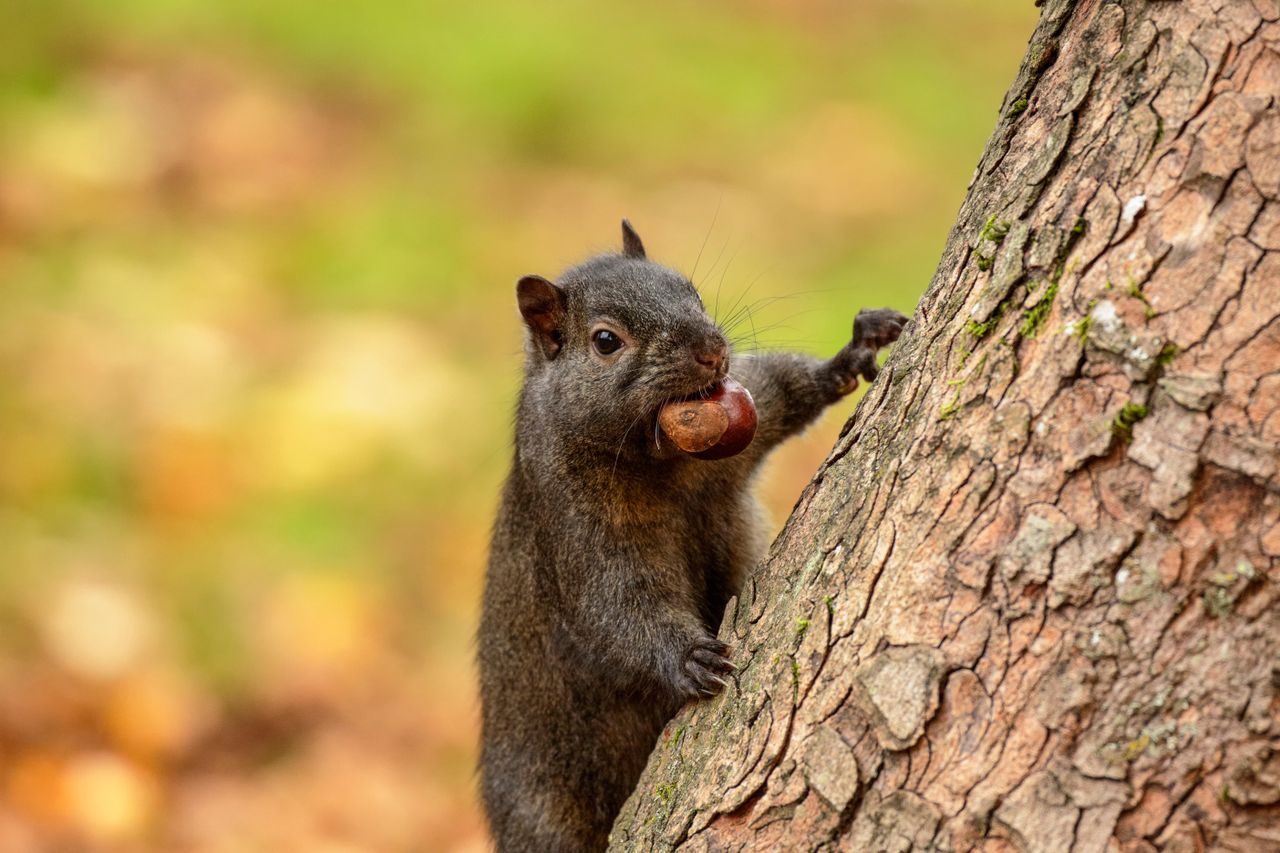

[609,1,1280,850]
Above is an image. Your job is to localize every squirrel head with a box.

[516,220,730,458]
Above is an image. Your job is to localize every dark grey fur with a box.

[478,221,906,852]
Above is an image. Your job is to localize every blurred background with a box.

[0,1,1034,849]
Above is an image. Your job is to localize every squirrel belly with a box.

[477,220,907,852]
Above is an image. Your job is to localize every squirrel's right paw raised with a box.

[677,637,735,699]
[852,308,909,351]
[829,308,910,395]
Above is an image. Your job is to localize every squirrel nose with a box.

[694,345,728,375]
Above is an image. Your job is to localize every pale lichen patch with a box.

[997,504,1077,584]
[800,724,861,813]
[992,770,1079,852]
[852,645,947,751]
[845,791,941,852]
[1156,372,1222,411]
[1121,193,1147,226]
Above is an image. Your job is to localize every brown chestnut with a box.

[658,378,758,460]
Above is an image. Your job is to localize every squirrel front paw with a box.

[675,636,735,699]
[831,308,909,395]
[852,308,909,352]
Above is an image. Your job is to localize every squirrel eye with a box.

[591,329,623,355]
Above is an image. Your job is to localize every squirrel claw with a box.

[852,308,909,351]
[680,638,734,698]
[691,646,736,673]
[683,664,729,697]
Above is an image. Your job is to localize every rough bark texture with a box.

[610,1,1280,850]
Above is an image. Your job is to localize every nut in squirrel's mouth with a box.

[647,377,725,421]
[655,377,758,460]
[648,379,724,426]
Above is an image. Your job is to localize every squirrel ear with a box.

[621,219,646,259]
[517,275,568,359]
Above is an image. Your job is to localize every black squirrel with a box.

[478,221,907,852]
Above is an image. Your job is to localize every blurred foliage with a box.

[0,0,1033,849]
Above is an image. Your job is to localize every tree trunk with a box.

[609,1,1280,850]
